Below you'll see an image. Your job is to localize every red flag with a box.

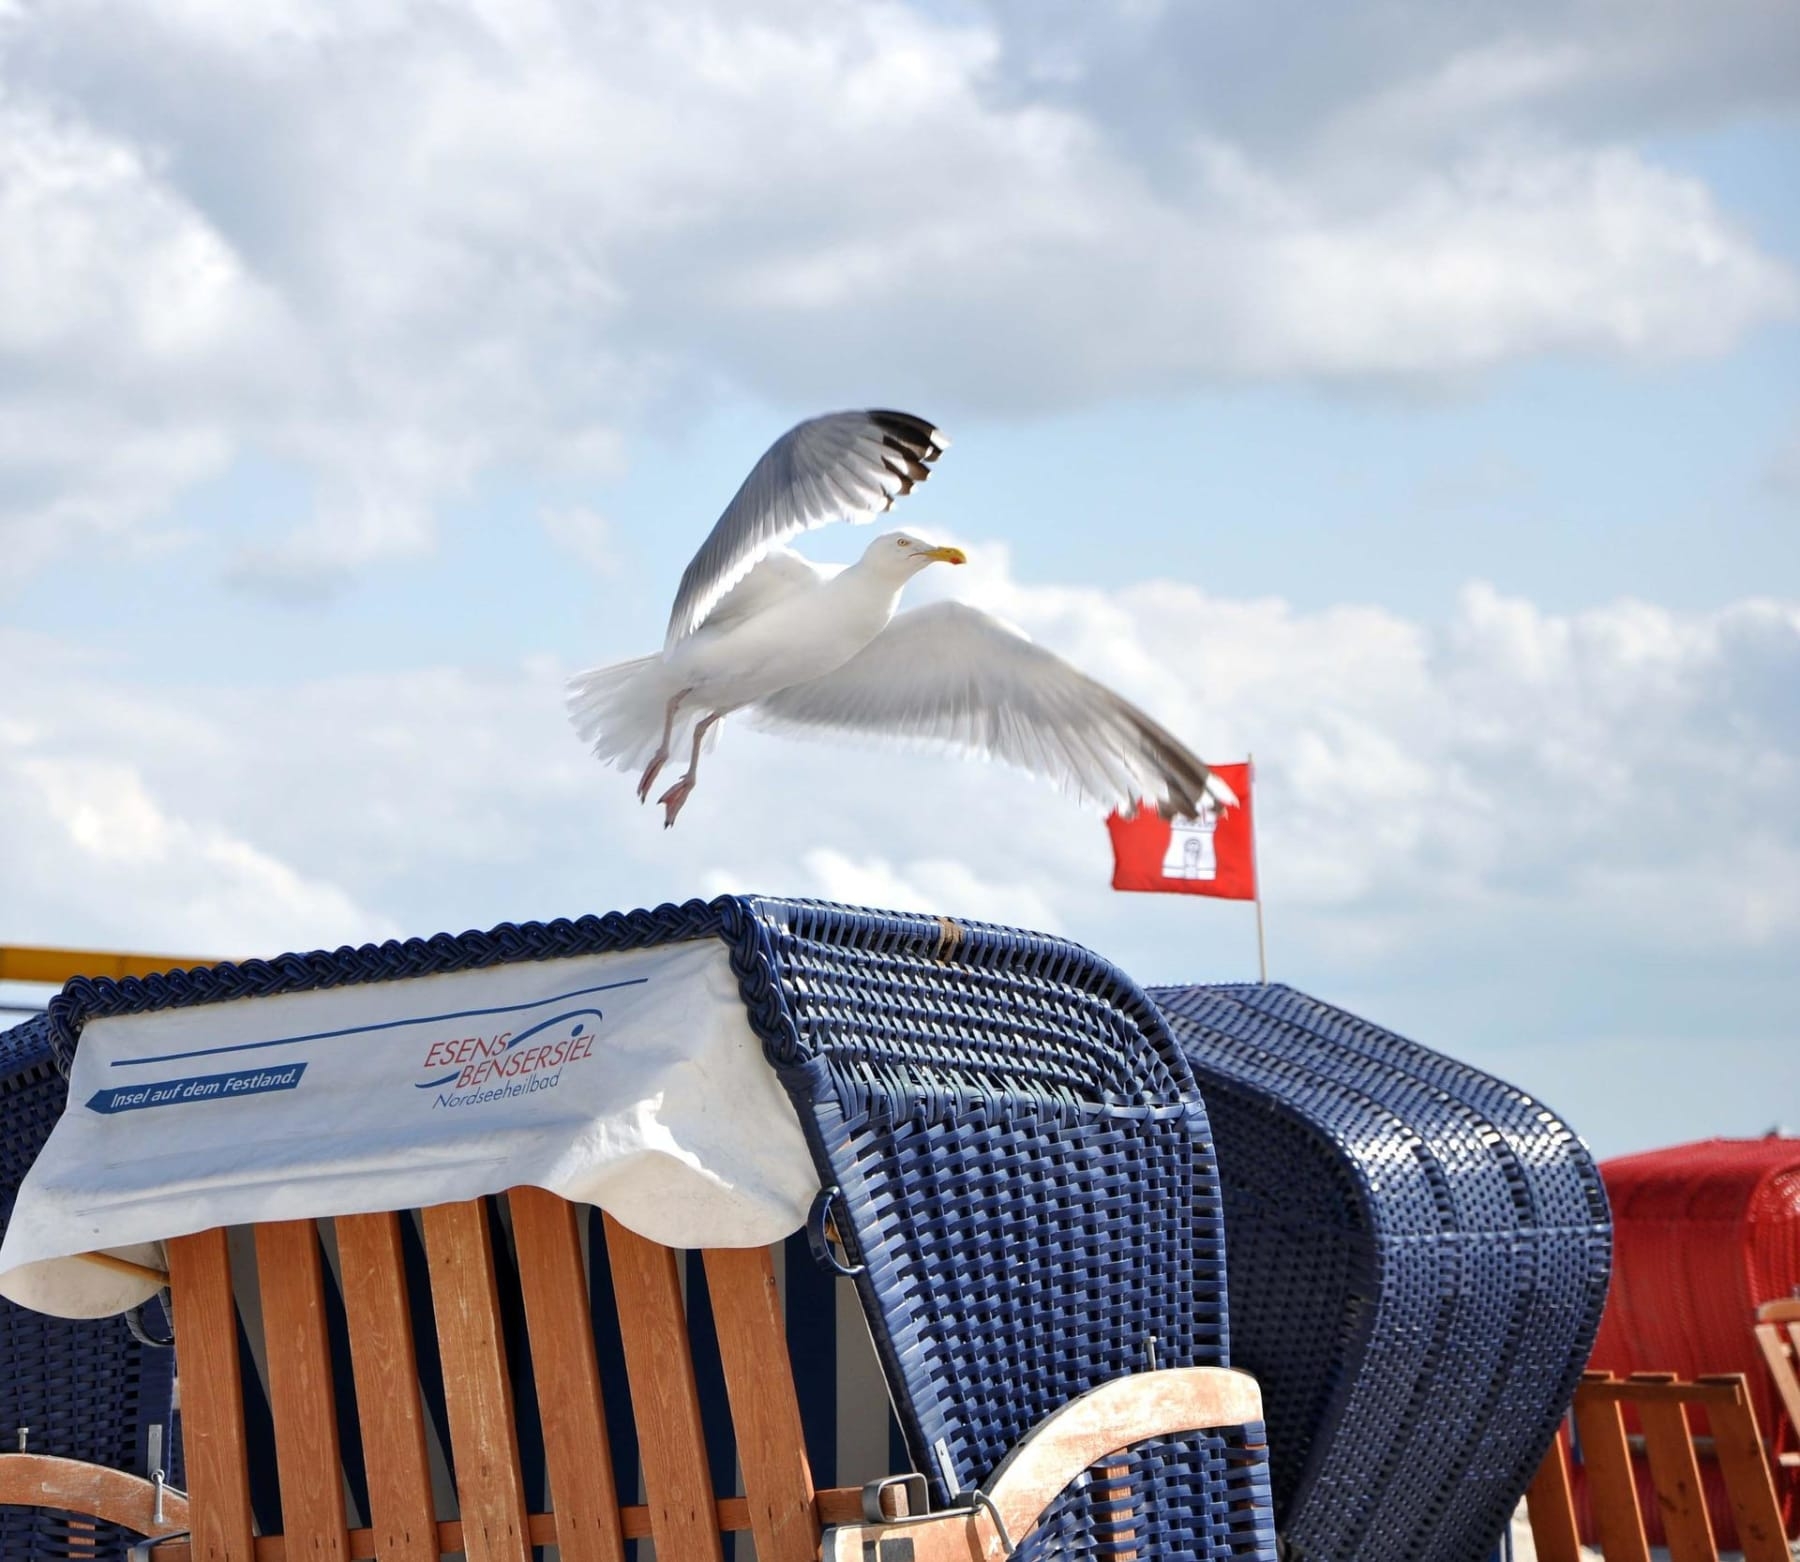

[1106,762,1257,900]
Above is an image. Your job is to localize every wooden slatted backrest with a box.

[157,1189,889,1562]
[1526,1372,1789,1562]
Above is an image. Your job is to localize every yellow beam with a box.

[0,945,214,987]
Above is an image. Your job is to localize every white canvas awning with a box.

[0,939,819,1318]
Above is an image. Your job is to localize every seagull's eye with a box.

[896,537,909,548]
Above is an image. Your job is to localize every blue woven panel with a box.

[743,899,1230,1509]
[27,898,1268,1560]
[1012,1424,1276,1562]
[1151,982,1612,1562]
[1,1014,181,1562]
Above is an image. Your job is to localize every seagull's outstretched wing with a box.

[751,601,1235,818]
[666,410,948,649]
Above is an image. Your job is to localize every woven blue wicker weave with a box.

[1,1014,182,1562]
[748,898,1232,1508]
[1151,981,1611,1562]
[16,898,1272,1559]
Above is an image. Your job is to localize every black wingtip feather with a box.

[868,409,946,464]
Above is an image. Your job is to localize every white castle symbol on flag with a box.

[1161,796,1221,880]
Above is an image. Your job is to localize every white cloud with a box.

[0,0,1792,588]
[7,549,1797,956]
[3,546,1794,1151]
[0,742,394,955]
[0,99,272,580]
[706,847,1067,934]
[1214,141,1794,373]
[979,0,1800,160]
[541,505,622,578]
[0,100,277,368]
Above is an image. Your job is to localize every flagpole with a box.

[1248,752,1268,983]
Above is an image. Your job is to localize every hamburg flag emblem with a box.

[1106,761,1256,900]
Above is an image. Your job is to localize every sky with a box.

[2,0,1797,1160]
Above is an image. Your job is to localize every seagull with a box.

[568,409,1238,827]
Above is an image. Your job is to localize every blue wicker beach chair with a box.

[2,899,1277,1562]
[1150,981,1611,1562]
[0,1013,182,1562]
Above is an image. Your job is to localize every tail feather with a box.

[566,656,681,772]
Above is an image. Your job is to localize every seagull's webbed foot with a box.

[658,709,718,827]
[658,774,697,829]
[636,750,669,803]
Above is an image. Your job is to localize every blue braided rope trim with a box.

[43,895,1197,1097]
[44,898,749,1075]
[741,895,1197,1101]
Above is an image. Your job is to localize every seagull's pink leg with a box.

[659,710,721,828]
[637,687,691,803]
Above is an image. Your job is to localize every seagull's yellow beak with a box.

[925,545,967,565]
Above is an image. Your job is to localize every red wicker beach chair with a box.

[1583,1134,1800,1547]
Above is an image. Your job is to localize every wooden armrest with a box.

[820,1366,1263,1562]
[0,1453,190,1539]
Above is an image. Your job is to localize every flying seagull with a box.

[568,409,1237,827]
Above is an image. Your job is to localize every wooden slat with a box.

[422,1200,530,1562]
[1753,1318,1800,1437]
[821,1369,1264,1562]
[1096,1461,1140,1562]
[1573,1374,1651,1562]
[508,1188,628,1562]
[819,1485,908,1526]
[1697,1376,1790,1562]
[985,1367,1260,1548]
[1583,1379,1750,1407]
[1629,1375,1714,1562]
[67,1515,98,1560]
[603,1213,726,1562]
[72,1250,169,1287]
[0,1452,191,1539]
[702,1245,821,1562]
[167,1229,258,1562]
[255,1221,351,1562]
[1524,1426,1582,1562]
[334,1212,440,1562]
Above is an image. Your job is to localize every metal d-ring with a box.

[861,1471,930,1524]
[807,1186,866,1276]
[126,1298,175,1348]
